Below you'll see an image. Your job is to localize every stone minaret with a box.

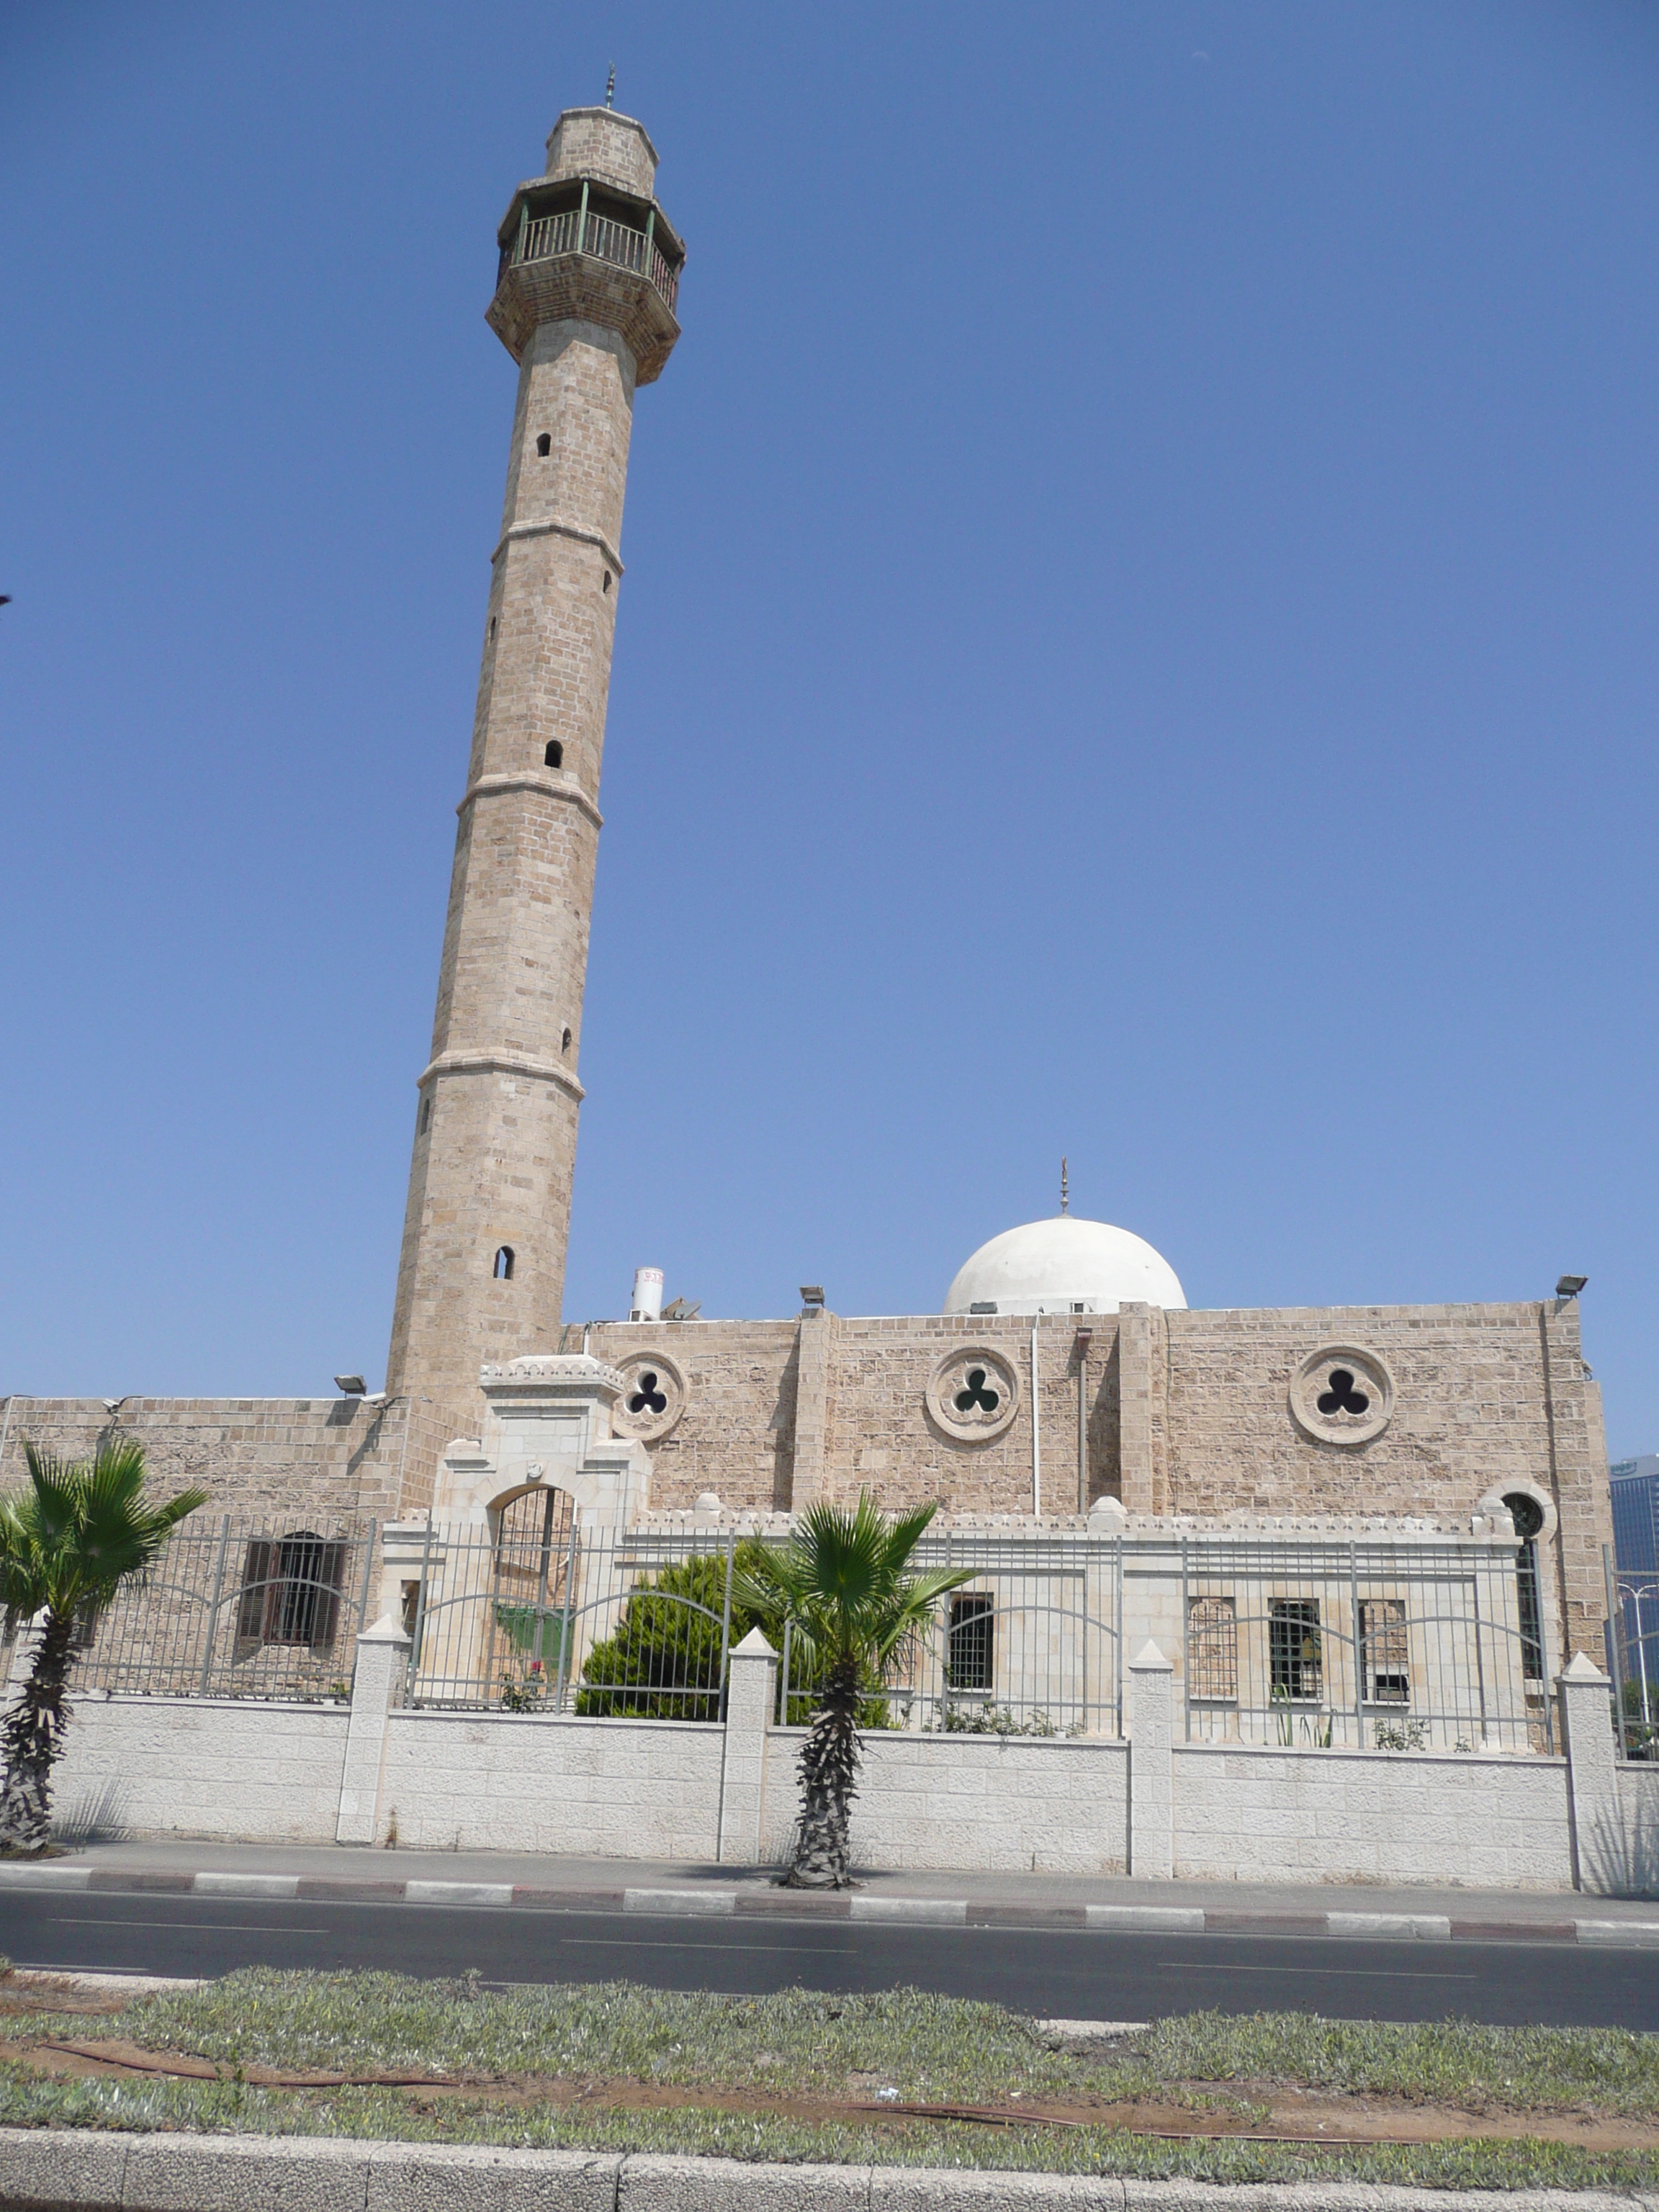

[386,107,684,1416]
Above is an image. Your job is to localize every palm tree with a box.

[0,1440,207,1854]
[737,1493,974,1889]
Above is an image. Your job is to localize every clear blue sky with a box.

[2,4,1655,1459]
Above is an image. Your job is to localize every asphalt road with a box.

[5,1891,1654,2030]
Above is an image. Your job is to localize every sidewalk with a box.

[7,1838,1658,1946]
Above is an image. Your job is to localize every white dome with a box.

[943,1215,1186,1317]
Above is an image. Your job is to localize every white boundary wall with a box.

[54,1696,350,1844]
[377,1711,724,1856]
[761,1729,1130,1874]
[37,1640,1655,1893]
[1173,1744,1573,1889]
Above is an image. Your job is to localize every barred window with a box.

[1187,1596,1238,1701]
[235,1532,345,1652]
[1360,1598,1410,1704]
[946,1593,994,1692]
[1269,1599,1322,1701]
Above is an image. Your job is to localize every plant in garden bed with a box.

[0,1442,206,1853]
[575,1541,779,1720]
[736,1493,974,1887]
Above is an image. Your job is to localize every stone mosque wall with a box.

[3,1290,1613,1661]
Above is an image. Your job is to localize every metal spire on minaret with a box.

[1061,1157,1069,1215]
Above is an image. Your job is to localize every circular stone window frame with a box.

[925,1344,1022,1445]
[1287,1343,1396,1449]
[1477,1478,1558,1548]
[611,1345,690,1444]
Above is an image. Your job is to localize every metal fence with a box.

[68,1515,377,1702]
[35,1502,1555,1758]
[402,1512,741,1717]
[773,1529,1125,1738]
[1606,1552,1659,1761]
[1179,1536,1550,1752]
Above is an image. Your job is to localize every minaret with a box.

[386,105,684,1414]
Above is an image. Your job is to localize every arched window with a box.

[494,1246,515,1280]
[1503,1491,1547,1682]
[535,432,552,457]
[544,740,563,768]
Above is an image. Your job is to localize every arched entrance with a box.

[490,1485,577,1701]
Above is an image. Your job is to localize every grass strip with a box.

[4,1971,1659,2196]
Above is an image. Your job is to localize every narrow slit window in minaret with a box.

[562,1028,572,1053]
[535,433,552,457]
[488,616,497,642]
[603,570,611,593]
[419,1097,431,1134]
[544,740,563,768]
[493,1246,515,1281]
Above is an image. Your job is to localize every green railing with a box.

[511,199,679,315]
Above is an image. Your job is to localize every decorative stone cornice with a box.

[457,771,603,830]
[417,1048,585,1103]
[493,515,624,575]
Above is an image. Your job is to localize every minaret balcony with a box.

[511,206,679,313]
[488,174,685,383]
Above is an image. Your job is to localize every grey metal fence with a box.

[69,1515,377,1702]
[775,1530,1125,1738]
[1179,1535,1550,1752]
[1606,1550,1659,1761]
[402,1514,741,1717]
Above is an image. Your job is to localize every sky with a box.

[1,3,1655,1458]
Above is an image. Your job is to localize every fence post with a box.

[1128,1639,1175,1879]
[1558,1649,1624,1896]
[717,1626,778,1865]
[336,1614,412,1846]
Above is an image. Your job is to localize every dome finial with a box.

[1060,1156,1069,1215]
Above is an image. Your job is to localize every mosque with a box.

[3,102,1614,1746]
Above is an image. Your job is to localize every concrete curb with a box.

[4,1863,1657,1947]
[0,2128,1653,2212]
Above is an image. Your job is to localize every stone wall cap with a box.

[1129,1640,1174,1672]
[356,1614,413,1648]
[731,1626,778,1659]
[1559,1651,1611,1686]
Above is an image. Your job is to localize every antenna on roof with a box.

[1060,1156,1069,1215]
[606,63,616,108]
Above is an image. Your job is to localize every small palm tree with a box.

[737,1493,974,1889]
[0,1440,207,1854]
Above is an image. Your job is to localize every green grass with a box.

[1148,2009,1659,2118]
[8,1970,1659,2198]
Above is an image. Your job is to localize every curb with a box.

[5,1863,1658,1947]
[1,2128,1655,2212]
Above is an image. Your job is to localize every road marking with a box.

[552,1934,858,1954]
[50,1917,328,1936]
[1167,1961,1476,1981]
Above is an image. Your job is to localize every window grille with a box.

[1187,1595,1238,1701]
[1359,1597,1410,1703]
[946,1593,994,1691]
[1269,1598,1322,1701]
[235,1531,345,1652]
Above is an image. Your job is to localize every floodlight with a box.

[799,1285,825,1308]
[334,1374,367,1395]
[1555,1276,1588,1299]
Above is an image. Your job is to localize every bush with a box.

[575,1542,778,1720]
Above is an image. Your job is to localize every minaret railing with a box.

[512,202,680,313]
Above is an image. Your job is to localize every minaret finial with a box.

[1060,1156,1069,1215]
[606,63,616,108]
